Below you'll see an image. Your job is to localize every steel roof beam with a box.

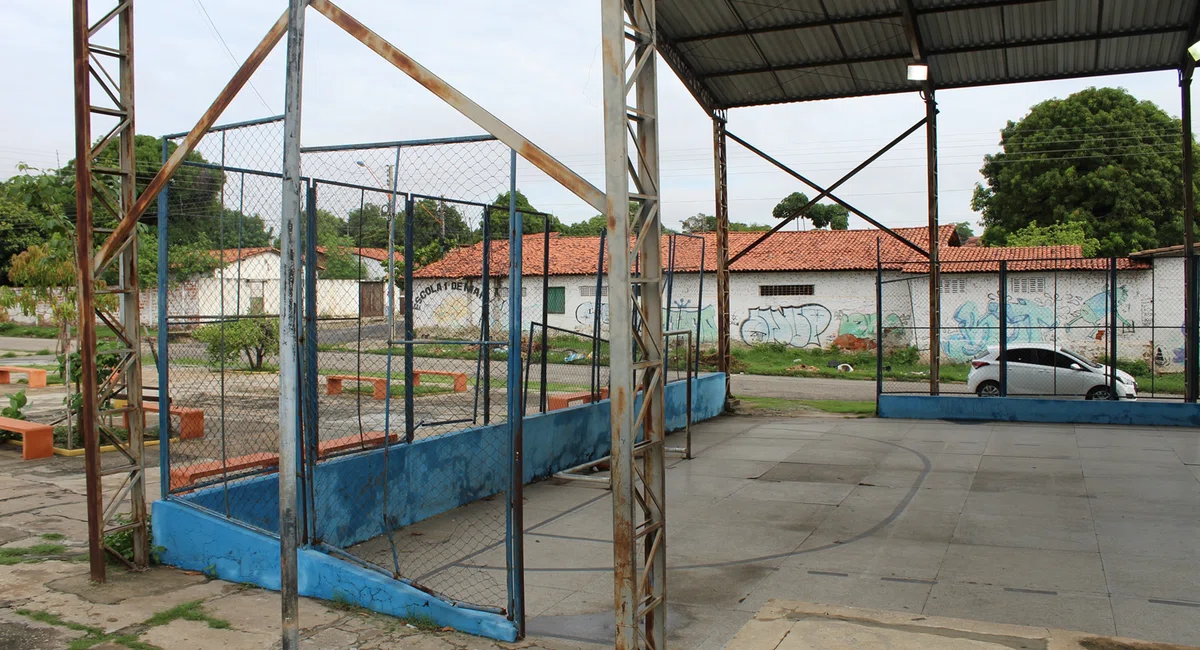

[669,0,1050,46]
[899,0,926,62]
[699,23,1189,80]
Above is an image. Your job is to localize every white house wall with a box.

[410,264,1180,367]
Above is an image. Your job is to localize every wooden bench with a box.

[326,375,389,400]
[547,387,609,412]
[123,403,205,440]
[169,452,279,491]
[0,416,53,460]
[412,370,468,393]
[0,366,47,389]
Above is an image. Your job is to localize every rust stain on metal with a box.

[95,10,289,273]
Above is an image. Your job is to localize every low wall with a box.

[153,373,726,639]
[878,394,1200,427]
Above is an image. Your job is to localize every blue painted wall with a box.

[178,373,725,547]
[878,394,1200,427]
[157,374,727,637]
[153,500,519,641]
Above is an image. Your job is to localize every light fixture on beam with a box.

[1189,40,1200,61]
[907,62,929,81]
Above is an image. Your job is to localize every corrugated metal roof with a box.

[659,0,1198,109]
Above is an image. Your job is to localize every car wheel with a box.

[976,381,1001,397]
[1086,386,1114,400]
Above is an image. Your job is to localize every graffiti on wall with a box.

[941,288,1136,361]
[666,300,717,342]
[738,304,831,347]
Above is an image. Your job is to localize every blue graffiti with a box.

[942,298,1056,361]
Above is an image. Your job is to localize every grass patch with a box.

[144,600,230,629]
[401,609,442,632]
[738,395,875,416]
[16,608,164,650]
[0,543,72,565]
[40,533,66,541]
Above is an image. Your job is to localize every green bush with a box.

[885,345,921,366]
[193,318,279,371]
[2,390,27,420]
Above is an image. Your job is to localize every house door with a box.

[360,282,385,318]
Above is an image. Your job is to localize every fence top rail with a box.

[535,321,608,343]
[162,114,284,140]
[299,134,498,154]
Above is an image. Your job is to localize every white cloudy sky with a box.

[2,0,1193,234]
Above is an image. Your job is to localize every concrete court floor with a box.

[469,414,1200,649]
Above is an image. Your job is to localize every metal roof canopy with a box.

[658,0,1200,110]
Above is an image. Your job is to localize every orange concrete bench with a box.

[0,366,47,389]
[169,452,279,491]
[547,387,609,412]
[0,416,53,460]
[326,375,389,400]
[123,403,205,440]
[412,370,468,393]
[317,431,400,458]
[169,432,402,490]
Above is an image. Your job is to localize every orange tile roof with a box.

[213,247,276,265]
[413,225,959,278]
[897,245,1148,273]
[314,246,403,263]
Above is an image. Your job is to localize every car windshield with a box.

[1061,349,1102,368]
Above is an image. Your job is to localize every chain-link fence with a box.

[878,254,1185,401]
[155,122,527,616]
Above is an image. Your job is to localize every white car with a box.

[967,343,1137,400]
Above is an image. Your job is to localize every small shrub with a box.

[2,390,27,420]
[193,318,279,371]
[103,514,164,566]
[886,345,920,366]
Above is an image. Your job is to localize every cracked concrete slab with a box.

[46,566,210,605]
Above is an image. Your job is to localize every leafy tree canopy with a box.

[1005,220,1101,257]
[771,192,849,230]
[973,87,1191,257]
[485,190,563,236]
[680,213,770,233]
[954,221,975,241]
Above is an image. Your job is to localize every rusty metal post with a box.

[604,0,666,645]
[713,112,731,406]
[73,0,147,581]
[278,0,308,647]
[925,85,940,395]
[71,0,105,582]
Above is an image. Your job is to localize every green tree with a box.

[973,87,1192,257]
[955,221,975,241]
[771,192,849,229]
[485,190,563,236]
[1005,221,1101,257]
[345,203,390,248]
[680,213,770,233]
[0,196,46,284]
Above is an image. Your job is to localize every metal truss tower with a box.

[71,0,149,580]
[602,0,667,647]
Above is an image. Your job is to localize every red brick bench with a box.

[412,370,468,393]
[123,403,205,440]
[0,366,47,389]
[547,387,609,411]
[169,452,279,491]
[0,416,53,460]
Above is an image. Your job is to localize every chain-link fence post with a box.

[999,260,1008,397]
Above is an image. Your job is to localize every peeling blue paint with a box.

[878,395,1200,427]
[157,374,726,638]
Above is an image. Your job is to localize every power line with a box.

[191,0,275,114]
